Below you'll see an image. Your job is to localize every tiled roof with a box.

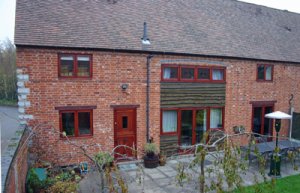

[15,0,300,63]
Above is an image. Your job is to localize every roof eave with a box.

[14,43,300,65]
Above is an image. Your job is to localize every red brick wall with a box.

[5,129,29,193]
[16,47,300,164]
[225,60,300,137]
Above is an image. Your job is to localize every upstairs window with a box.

[163,66,178,80]
[257,64,273,81]
[59,54,92,78]
[162,64,225,82]
[212,69,224,81]
[181,67,195,80]
[197,68,210,80]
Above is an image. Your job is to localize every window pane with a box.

[78,112,91,135]
[264,107,273,136]
[210,108,222,128]
[77,56,90,77]
[253,107,262,136]
[62,112,75,136]
[181,110,193,146]
[163,67,178,79]
[196,110,207,143]
[162,111,177,133]
[265,66,272,80]
[60,56,74,76]
[198,68,210,80]
[212,69,224,80]
[122,116,128,129]
[257,65,265,80]
[181,68,194,79]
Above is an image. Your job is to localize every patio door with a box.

[180,109,207,146]
[252,105,273,141]
[114,108,137,159]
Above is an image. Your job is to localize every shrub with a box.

[144,143,159,156]
[26,169,46,193]
[46,181,78,193]
[95,152,114,168]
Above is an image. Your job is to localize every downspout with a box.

[289,94,294,139]
[146,55,153,143]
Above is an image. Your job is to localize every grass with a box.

[0,99,17,106]
[232,174,300,193]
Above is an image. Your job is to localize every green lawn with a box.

[232,174,300,193]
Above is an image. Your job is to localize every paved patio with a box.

[78,154,300,193]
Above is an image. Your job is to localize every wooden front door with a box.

[114,108,137,160]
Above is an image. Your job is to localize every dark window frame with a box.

[160,107,225,145]
[161,64,226,83]
[256,64,273,82]
[58,53,93,78]
[59,109,93,138]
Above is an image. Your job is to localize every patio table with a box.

[242,140,300,164]
[246,140,300,154]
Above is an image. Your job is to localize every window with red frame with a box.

[60,110,93,137]
[161,108,224,140]
[257,64,273,81]
[181,67,195,80]
[162,66,178,80]
[161,65,225,82]
[59,54,92,78]
[197,68,210,80]
[162,110,178,133]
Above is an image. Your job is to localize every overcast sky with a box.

[0,0,300,43]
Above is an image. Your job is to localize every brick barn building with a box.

[14,0,300,164]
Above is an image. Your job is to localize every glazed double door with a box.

[180,109,207,146]
[252,106,273,141]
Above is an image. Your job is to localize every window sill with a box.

[58,76,92,80]
[256,80,273,82]
[160,132,178,136]
[160,80,226,83]
[60,135,93,140]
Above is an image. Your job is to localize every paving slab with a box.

[146,172,166,179]
[78,154,300,193]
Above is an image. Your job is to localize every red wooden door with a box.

[114,108,137,160]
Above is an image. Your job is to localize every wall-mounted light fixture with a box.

[121,83,128,91]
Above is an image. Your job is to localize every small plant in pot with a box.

[159,151,167,166]
[143,143,159,168]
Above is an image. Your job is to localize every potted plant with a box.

[159,151,167,166]
[143,143,159,168]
